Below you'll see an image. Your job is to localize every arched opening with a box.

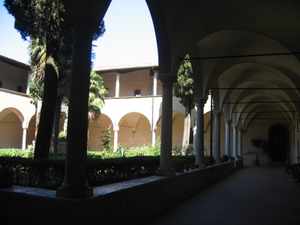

[88,114,113,151]
[268,124,289,162]
[94,0,158,69]
[0,108,23,148]
[172,113,185,149]
[119,112,151,148]
[26,115,36,147]
[155,112,186,150]
[204,112,212,157]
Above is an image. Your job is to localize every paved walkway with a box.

[149,166,300,225]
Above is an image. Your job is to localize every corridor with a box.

[149,166,300,225]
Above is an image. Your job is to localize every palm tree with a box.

[29,40,108,156]
[28,38,59,159]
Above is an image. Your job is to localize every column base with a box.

[195,162,206,169]
[156,167,176,177]
[56,183,93,199]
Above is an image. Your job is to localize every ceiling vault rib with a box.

[182,51,300,61]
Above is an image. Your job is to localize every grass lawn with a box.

[0,145,161,159]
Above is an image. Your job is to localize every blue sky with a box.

[0,0,158,69]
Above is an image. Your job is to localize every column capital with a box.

[213,110,222,117]
[195,97,207,108]
[225,119,232,124]
[158,73,176,84]
[113,125,119,132]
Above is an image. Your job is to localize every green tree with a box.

[101,128,113,151]
[5,0,105,159]
[174,54,195,150]
[88,71,108,120]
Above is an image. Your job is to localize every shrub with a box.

[101,128,113,151]
[58,131,66,141]
[0,149,33,158]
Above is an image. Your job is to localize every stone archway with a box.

[172,113,185,149]
[118,112,151,148]
[0,108,23,148]
[88,114,113,151]
[155,112,185,149]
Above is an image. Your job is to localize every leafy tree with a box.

[174,54,194,114]
[88,71,108,119]
[5,0,105,159]
[101,128,113,151]
[174,54,195,149]
[5,0,65,159]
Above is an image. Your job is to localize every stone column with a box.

[194,98,206,166]
[291,125,298,164]
[237,129,241,157]
[240,129,244,158]
[224,120,230,156]
[232,124,237,159]
[158,74,175,176]
[113,126,119,151]
[212,111,221,162]
[56,26,94,198]
[115,73,120,97]
[152,128,156,147]
[153,71,158,96]
[22,127,27,150]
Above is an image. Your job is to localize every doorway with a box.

[268,124,289,162]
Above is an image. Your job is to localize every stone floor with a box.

[148,166,300,225]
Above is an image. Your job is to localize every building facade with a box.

[0,56,214,153]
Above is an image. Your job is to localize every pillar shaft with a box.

[291,126,298,164]
[224,121,230,156]
[212,112,221,162]
[152,129,156,147]
[113,128,119,151]
[158,75,174,175]
[153,71,158,96]
[22,128,27,150]
[194,99,206,166]
[237,129,242,157]
[57,27,93,198]
[232,125,237,159]
[115,73,120,97]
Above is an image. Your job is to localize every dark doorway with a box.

[268,124,289,162]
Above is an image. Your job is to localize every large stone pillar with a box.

[115,73,120,97]
[153,71,158,96]
[212,111,221,162]
[22,127,27,150]
[232,124,237,159]
[290,125,298,164]
[113,126,119,151]
[56,26,94,198]
[158,74,175,175]
[194,98,206,166]
[224,120,230,156]
[152,128,156,147]
[237,129,241,157]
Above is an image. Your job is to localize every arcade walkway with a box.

[149,166,300,225]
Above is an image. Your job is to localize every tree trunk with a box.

[34,61,58,160]
[52,95,63,156]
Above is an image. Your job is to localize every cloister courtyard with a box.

[1,0,300,224]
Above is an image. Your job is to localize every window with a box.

[0,81,2,88]
[134,89,141,96]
